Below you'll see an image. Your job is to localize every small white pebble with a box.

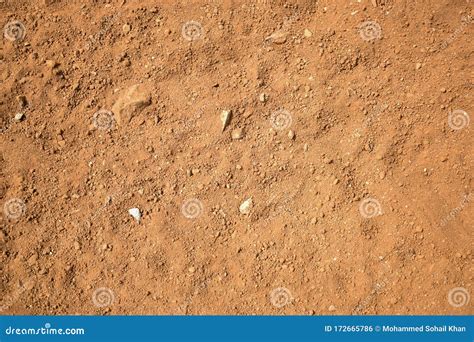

[128,208,141,223]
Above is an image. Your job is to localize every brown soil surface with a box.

[1,0,473,315]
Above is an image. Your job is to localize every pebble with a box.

[231,128,244,140]
[45,60,58,68]
[259,93,267,103]
[379,171,386,180]
[304,29,313,38]
[288,130,295,140]
[122,24,131,34]
[14,112,25,122]
[415,62,422,70]
[323,157,333,164]
[112,83,152,125]
[220,109,232,131]
[328,305,336,312]
[128,208,141,223]
[265,30,287,44]
[239,198,253,215]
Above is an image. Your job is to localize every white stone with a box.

[128,208,141,222]
[239,198,253,215]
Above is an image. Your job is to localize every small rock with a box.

[239,198,253,215]
[122,24,131,34]
[14,112,25,122]
[231,128,244,140]
[112,83,152,125]
[415,62,422,70]
[128,208,141,223]
[304,29,313,38]
[328,305,336,312]
[259,93,267,103]
[188,266,196,273]
[220,109,232,131]
[74,241,81,250]
[45,60,58,68]
[288,130,295,140]
[265,30,287,44]
[379,171,386,180]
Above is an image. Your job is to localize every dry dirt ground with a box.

[1,0,473,315]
